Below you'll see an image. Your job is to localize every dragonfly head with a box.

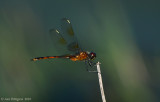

[88,52,96,60]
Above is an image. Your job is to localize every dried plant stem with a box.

[97,62,106,102]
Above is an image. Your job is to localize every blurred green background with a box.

[0,0,160,102]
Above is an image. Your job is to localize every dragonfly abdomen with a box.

[32,52,89,62]
[32,56,66,61]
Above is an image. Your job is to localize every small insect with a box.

[32,18,96,70]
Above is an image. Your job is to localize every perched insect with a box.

[32,18,96,70]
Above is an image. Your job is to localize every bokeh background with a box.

[0,0,160,102]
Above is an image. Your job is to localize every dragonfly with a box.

[32,18,96,71]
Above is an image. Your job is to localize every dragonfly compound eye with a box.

[90,52,96,60]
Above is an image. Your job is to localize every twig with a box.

[97,62,106,102]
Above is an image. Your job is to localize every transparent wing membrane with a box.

[49,29,68,53]
[61,18,74,36]
[61,18,81,52]
[49,18,81,54]
[50,29,67,44]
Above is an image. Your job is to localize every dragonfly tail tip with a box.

[31,58,38,61]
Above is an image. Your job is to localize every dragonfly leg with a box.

[85,60,97,73]
[85,60,90,71]
[88,61,97,67]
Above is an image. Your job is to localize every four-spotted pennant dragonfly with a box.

[31,18,96,71]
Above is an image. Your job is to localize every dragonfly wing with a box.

[49,29,69,54]
[61,18,82,53]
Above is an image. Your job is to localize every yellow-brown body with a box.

[70,52,88,61]
[32,51,89,61]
